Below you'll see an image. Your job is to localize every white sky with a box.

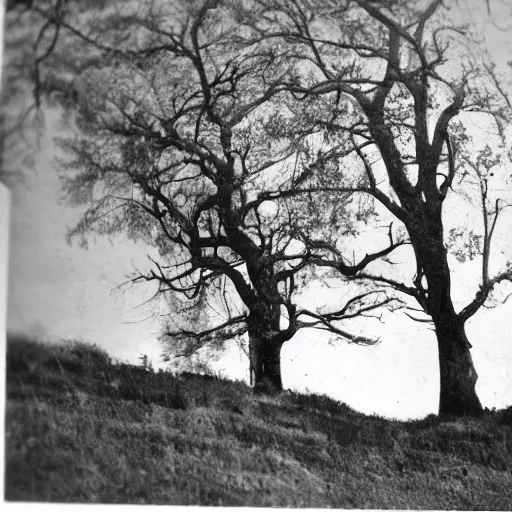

[3,0,512,421]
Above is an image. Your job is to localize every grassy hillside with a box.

[4,337,512,508]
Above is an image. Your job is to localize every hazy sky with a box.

[4,0,512,421]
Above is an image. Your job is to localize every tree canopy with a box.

[3,0,408,391]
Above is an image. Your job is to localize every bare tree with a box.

[240,0,512,414]
[6,0,406,392]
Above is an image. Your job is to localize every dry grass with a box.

[4,335,512,508]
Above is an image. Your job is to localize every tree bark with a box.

[260,342,283,391]
[411,222,483,416]
[435,314,482,416]
[248,312,283,393]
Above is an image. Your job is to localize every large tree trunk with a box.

[248,312,283,393]
[410,220,483,417]
[260,342,282,391]
[435,313,482,416]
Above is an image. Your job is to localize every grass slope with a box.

[4,337,512,508]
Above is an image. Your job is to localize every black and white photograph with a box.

[1,0,512,508]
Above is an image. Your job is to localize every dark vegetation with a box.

[5,337,512,508]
